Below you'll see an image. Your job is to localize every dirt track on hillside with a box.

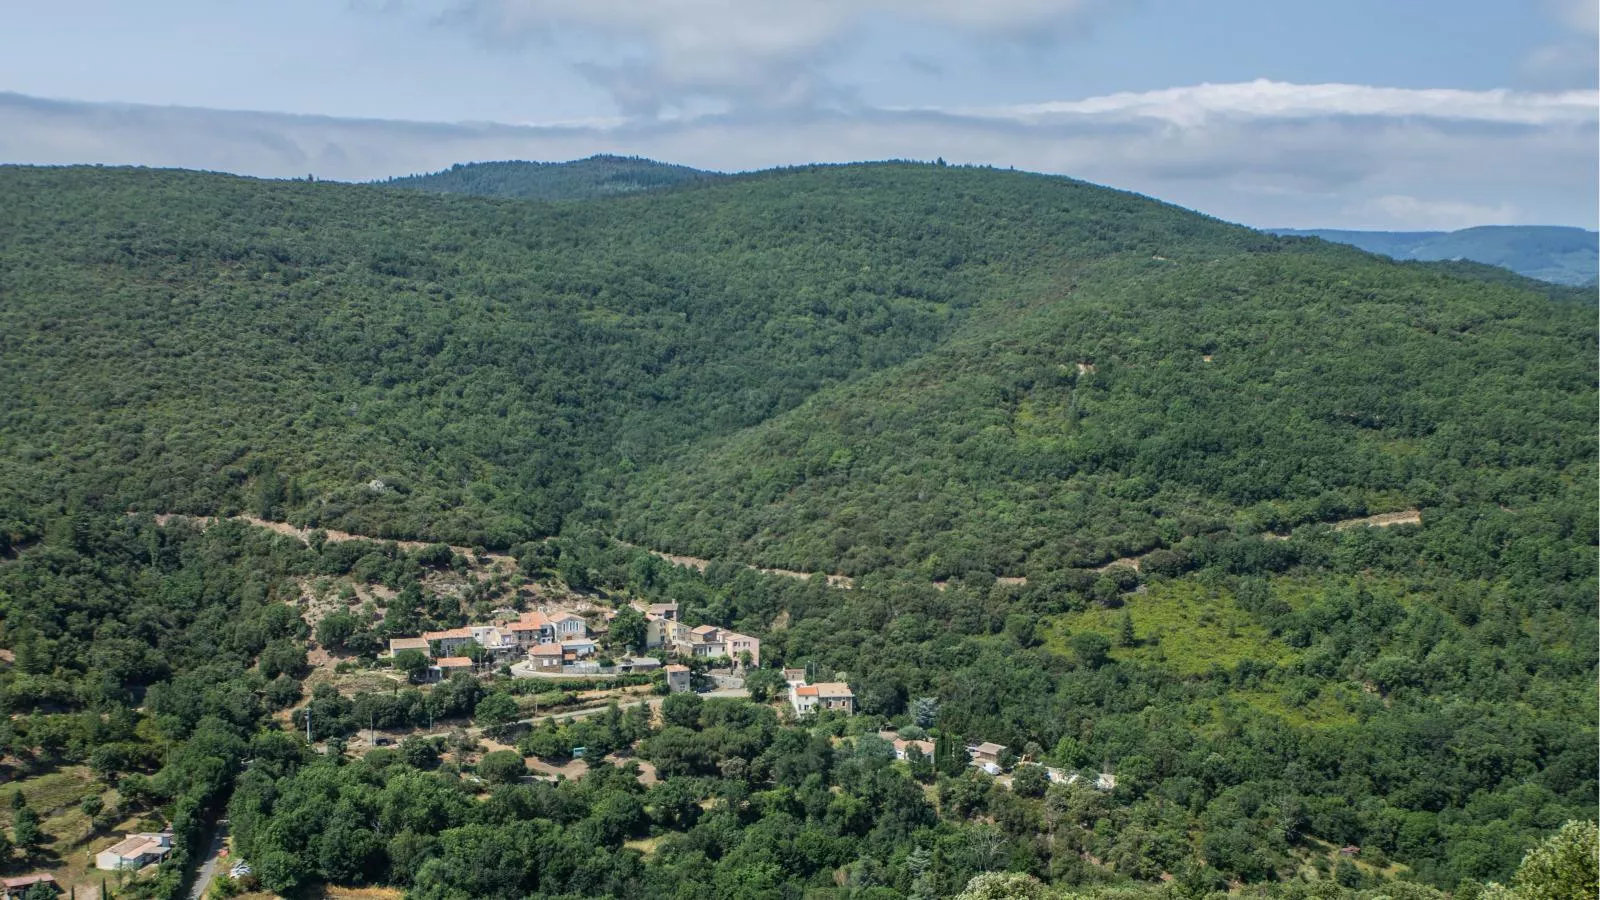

[140,507,1422,596]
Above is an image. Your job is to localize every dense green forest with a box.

[615,251,1595,577]
[0,162,1280,551]
[378,156,721,200]
[0,162,1593,899]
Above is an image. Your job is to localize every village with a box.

[378,600,1117,790]
[383,594,1116,789]
[383,599,761,684]
[0,524,1126,900]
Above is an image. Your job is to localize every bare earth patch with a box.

[145,514,515,574]
[620,541,856,588]
[526,756,589,781]
[1333,509,1422,530]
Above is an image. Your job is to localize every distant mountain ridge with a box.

[1272,225,1598,286]
[377,155,721,200]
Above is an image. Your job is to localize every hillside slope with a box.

[0,163,1270,549]
[615,251,1595,577]
[375,155,720,199]
[1274,225,1599,285]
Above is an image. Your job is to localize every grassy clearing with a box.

[1042,576,1377,727]
[1044,579,1295,677]
[624,835,665,856]
[1218,688,1360,729]
[0,766,101,822]
[1293,835,1411,880]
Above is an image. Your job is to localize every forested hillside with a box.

[0,162,1593,899]
[616,251,1594,577]
[0,163,1272,550]
[377,155,720,200]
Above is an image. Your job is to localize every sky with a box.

[1,0,1595,229]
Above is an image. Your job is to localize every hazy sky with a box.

[2,0,1595,229]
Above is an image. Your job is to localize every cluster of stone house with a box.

[386,609,597,678]
[874,732,1116,788]
[637,603,762,667]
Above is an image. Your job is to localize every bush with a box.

[476,749,527,785]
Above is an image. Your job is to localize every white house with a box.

[508,610,588,648]
[96,833,172,871]
[791,682,854,716]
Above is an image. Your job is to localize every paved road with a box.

[188,819,229,900]
[508,662,628,680]
[518,688,750,726]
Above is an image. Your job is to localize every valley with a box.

[0,162,1592,900]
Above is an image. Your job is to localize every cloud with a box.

[0,81,1593,230]
[968,79,1599,127]
[1523,0,1599,89]
[1550,0,1598,35]
[1351,195,1521,232]
[431,0,1105,112]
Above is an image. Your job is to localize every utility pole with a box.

[306,705,312,744]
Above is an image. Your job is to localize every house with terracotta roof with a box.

[96,832,172,870]
[644,612,677,649]
[791,682,854,716]
[724,630,761,666]
[429,656,475,680]
[664,664,692,693]
[2,874,57,898]
[509,609,588,649]
[529,643,564,672]
[877,731,936,761]
[673,624,761,667]
[966,741,1008,773]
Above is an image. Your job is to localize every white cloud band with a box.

[1,80,1593,230]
